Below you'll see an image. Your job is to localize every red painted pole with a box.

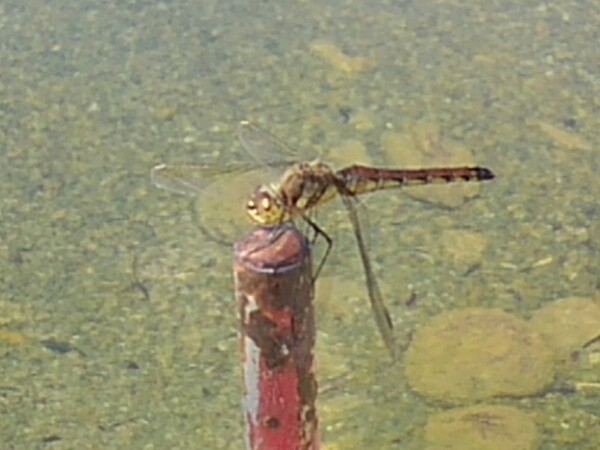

[234,224,319,450]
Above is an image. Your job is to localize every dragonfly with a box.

[151,121,495,358]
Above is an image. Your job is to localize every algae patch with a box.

[405,308,555,404]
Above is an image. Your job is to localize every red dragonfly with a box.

[152,121,494,357]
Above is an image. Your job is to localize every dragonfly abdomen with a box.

[337,165,494,195]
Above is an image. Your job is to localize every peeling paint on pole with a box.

[234,225,319,450]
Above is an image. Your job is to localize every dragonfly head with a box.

[246,184,288,225]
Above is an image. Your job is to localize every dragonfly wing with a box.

[238,120,319,170]
[151,163,251,196]
[151,163,269,245]
[339,193,398,359]
[192,169,268,244]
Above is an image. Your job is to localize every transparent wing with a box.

[151,163,252,196]
[151,163,271,244]
[339,193,398,359]
[237,120,318,168]
[151,121,320,244]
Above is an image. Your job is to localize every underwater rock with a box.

[530,296,600,361]
[405,308,555,403]
[424,404,539,450]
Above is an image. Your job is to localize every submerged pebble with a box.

[405,308,555,403]
[530,296,600,361]
[424,404,538,450]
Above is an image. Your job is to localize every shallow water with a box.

[0,0,598,448]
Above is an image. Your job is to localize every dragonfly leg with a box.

[300,215,332,282]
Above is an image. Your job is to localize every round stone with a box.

[425,404,538,450]
[530,296,600,359]
[405,308,555,403]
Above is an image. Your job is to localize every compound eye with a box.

[260,195,272,212]
[246,185,284,225]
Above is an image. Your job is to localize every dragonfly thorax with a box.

[246,184,289,225]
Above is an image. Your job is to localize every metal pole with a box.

[234,224,319,450]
